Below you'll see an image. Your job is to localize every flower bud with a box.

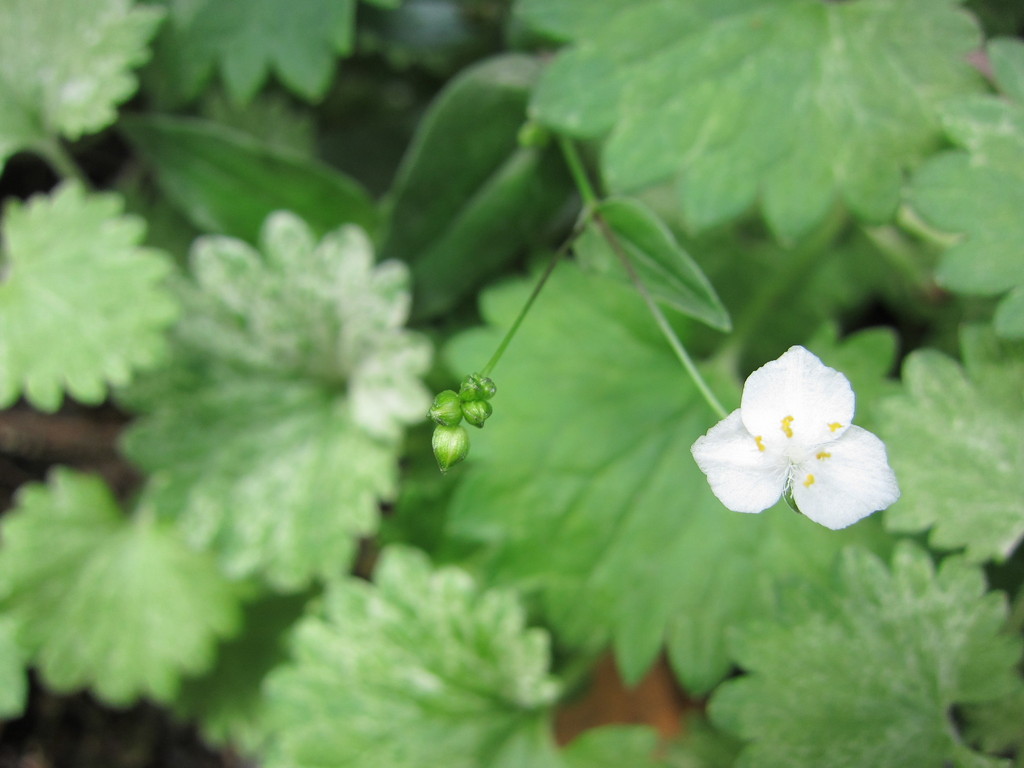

[462,398,492,428]
[459,373,497,402]
[428,390,463,426]
[517,120,551,149]
[432,425,470,473]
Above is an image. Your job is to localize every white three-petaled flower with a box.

[691,346,899,530]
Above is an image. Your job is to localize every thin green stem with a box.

[556,136,728,419]
[36,138,89,187]
[479,231,581,378]
[557,136,599,209]
[595,216,729,419]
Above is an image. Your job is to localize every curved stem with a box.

[479,224,585,378]
[37,138,90,187]
[594,216,729,419]
[557,136,599,209]
[556,136,728,419]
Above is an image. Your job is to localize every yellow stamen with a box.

[754,435,765,452]
[816,451,831,460]
[803,474,815,487]
[828,422,842,432]
[781,415,794,438]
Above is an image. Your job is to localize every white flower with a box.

[691,346,899,530]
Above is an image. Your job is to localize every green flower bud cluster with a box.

[428,373,497,472]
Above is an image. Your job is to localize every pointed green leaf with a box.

[122,115,377,244]
[445,265,887,694]
[152,0,359,105]
[382,54,572,319]
[577,197,729,330]
[0,0,163,170]
[123,213,431,589]
[908,38,1024,339]
[526,0,983,241]
[264,546,561,768]
[0,182,179,411]
[0,469,241,706]
[0,615,27,718]
[710,544,1022,768]
[878,342,1024,562]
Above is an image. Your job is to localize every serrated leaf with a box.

[445,265,888,694]
[990,36,1024,104]
[382,54,572,319]
[710,544,1022,768]
[122,115,377,244]
[908,37,1024,339]
[877,345,1024,562]
[153,0,358,105]
[263,546,561,768]
[0,469,241,706]
[525,0,983,241]
[576,197,730,331]
[0,615,27,718]
[123,212,431,589]
[0,182,179,411]
[0,0,163,171]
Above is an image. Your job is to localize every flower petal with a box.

[692,410,788,514]
[740,346,855,453]
[790,425,900,530]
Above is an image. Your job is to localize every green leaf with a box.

[526,0,983,241]
[908,38,1024,338]
[0,0,163,171]
[122,115,377,244]
[0,182,179,411]
[123,213,431,589]
[175,591,311,750]
[0,615,27,719]
[445,265,888,694]
[562,726,664,768]
[877,344,1024,563]
[152,0,357,105]
[990,36,1024,104]
[383,54,572,319]
[576,197,730,330]
[0,469,241,706]
[710,544,1022,768]
[263,546,561,768]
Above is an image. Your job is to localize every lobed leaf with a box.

[0,469,241,706]
[878,338,1024,562]
[0,0,163,171]
[445,265,887,694]
[263,546,561,768]
[710,543,1022,768]
[908,37,1024,338]
[123,212,431,589]
[151,0,362,105]
[0,182,179,411]
[525,0,983,241]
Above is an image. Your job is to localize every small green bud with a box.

[517,120,551,149]
[428,390,463,426]
[432,425,470,473]
[459,373,497,402]
[462,398,492,428]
